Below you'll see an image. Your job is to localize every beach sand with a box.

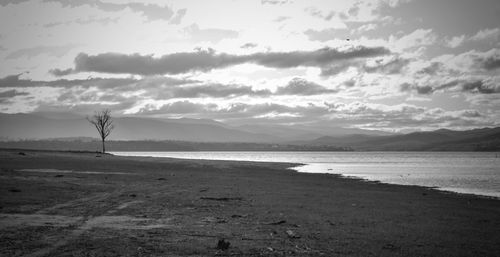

[0,149,499,256]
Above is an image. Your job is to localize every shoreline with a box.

[1,149,499,256]
[111,150,500,200]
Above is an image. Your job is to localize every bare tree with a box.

[87,109,114,153]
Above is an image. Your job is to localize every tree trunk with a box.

[102,139,105,153]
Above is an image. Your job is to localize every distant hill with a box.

[0,112,392,142]
[2,112,497,150]
[0,113,274,143]
[304,127,500,151]
[237,123,394,141]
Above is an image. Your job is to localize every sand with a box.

[0,149,499,256]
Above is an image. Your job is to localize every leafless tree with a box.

[87,109,114,153]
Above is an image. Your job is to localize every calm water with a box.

[111,151,500,198]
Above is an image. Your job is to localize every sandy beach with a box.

[1,149,499,256]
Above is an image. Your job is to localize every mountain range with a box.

[0,112,499,151]
[0,112,390,142]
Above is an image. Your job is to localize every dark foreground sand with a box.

[0,149,499,256]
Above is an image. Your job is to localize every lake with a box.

[111,151,500,198]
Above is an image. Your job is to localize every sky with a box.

[0,0,499,132]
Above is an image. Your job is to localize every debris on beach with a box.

[286,229,300,239]
[18,152,26,156]
[268,220,286,225]
[216,239,230,250]
[200,197,242,201]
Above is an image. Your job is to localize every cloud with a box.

[446,28,500,48]
[0,74,197,90]
[169,8,187,25]
[154,84,272,99]
[304,7,335,21]
[49,68,74,77]
[471,49,500,71]
[51,46,391,76]
[0,89,29,104]
[417,62,443,75]
[183,24,239,43]
[241,43,257,49]
[0,89,29,103]
[273,16,290,22]
[6,44,78,59]
[3,73,344,99]
[471,28,500,41]
[44,17,118,28]
[276,78,337,95]
[401,79,500,95]
[0,0,29,6]
[43,0,176,21]
[446,35,466,48]
[261,0,291,5]
[480,56,500,71]
[133,100,493,131]
[304,28,350,42]
[362,57,410,74]
[0,74,35,88]
[461,80,500,94]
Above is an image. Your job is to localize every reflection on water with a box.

[112,151,500,198]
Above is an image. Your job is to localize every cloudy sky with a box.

[0,0,499,132]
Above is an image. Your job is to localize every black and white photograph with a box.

[0,0,499,256]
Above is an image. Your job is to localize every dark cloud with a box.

[319,62,356,76]
[241,43,257,49]
[0,74,34,87]
[461,80,500,94]
[169,8,187,25]
[0,0,29,6]
[49,68,74,77]
[155,84,272,99]
[276,78,337,95]
[183,24,239,43]
[362,57,410,74]
[43,0,175,21]
[417,62,443,75]
[401,79,500,94]
[480,56,500,70]
[415,85,434,95]
[0,74,196,90]
[52,46,391,76]
[0,89,29,102]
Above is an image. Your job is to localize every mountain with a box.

[304,127,500,151]
[0,112,394,142]
[237,123,393,141]
[0,113,275,142]
[3,112,496,150]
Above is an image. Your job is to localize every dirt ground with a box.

[0,149,499,256]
